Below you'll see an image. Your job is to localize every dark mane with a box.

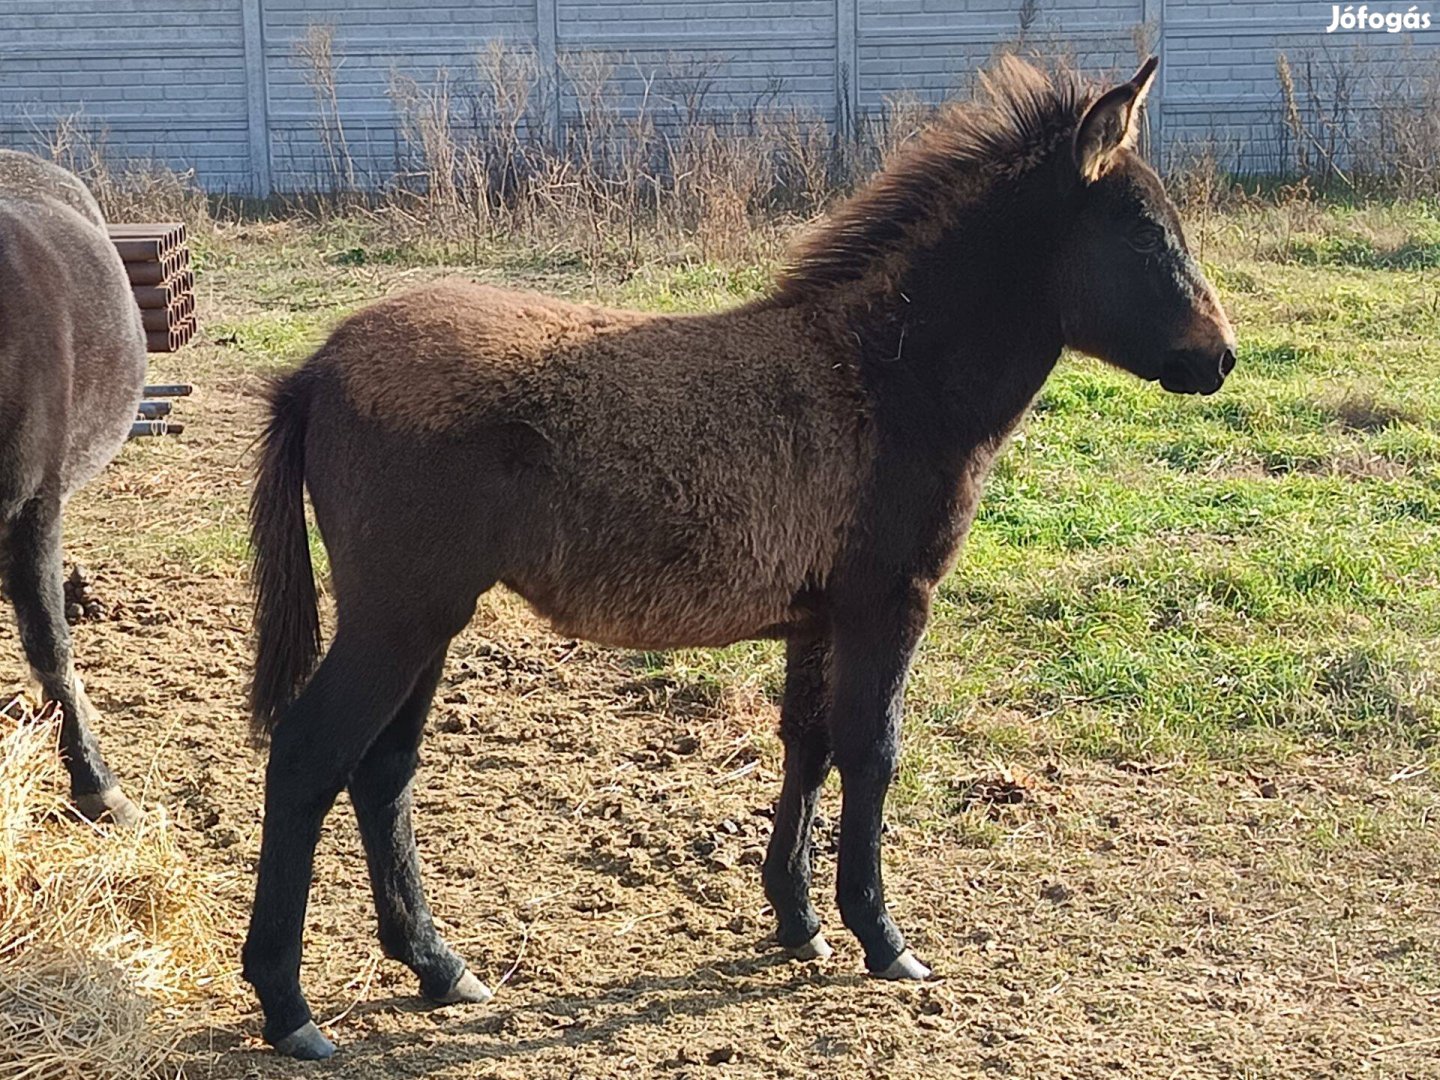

[772,57,1091,305]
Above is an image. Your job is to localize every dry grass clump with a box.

[1271,49,1440,198]
[0,951,160,1080]
[0,698,231,1080]
[41,113,212,231]
[374,37,851,265]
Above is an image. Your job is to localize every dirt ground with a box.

[5,259,1438,1079]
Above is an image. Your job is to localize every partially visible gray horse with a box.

[0,150,145,824]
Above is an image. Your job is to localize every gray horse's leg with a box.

[3,496,138,825]
[763,634,835,960]
[350,647,489,1007]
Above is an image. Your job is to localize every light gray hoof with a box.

[785,932,833,962]
[73,787,143,828]
[272,1021,336,1060]
[430,969,492,1005]
[873,950,932,981]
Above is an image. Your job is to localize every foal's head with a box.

[1053,59,1236,395]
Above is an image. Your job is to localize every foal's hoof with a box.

[784,932,833,962]
[73,787,143,828]
[873,950,932,981]
[429,969,493,1006]
[272,1021,336,1060]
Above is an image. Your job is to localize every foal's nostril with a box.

[1219,347,1237,377]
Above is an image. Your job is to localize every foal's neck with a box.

[837,180,1067,464]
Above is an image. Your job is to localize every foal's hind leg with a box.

[243,620,450,1060]
[763,635,834,961]
[2,496,137,825]
[350,649,491,1007]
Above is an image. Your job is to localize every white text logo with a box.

[1326,4,1432,30]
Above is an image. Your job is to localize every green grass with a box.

[207,311,326,369]
[202,198,1440,800]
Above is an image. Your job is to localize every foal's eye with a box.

[1130,225,1166,253]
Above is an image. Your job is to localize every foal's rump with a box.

[300,279,871,649]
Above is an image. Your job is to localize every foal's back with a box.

[0,152,145,499]
[301,279,873,648]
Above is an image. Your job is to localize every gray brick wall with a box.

[1,0,1436,194]
[0,0,250,188]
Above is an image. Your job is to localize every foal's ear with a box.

[1074,56,1158,182]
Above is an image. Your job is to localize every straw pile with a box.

[0,698,229,1080]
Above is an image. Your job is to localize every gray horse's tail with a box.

[249,368,320,743]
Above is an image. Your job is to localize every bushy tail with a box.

[249,369,320,743]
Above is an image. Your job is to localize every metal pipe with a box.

[109,223,186,248]
[107,222,184,234]
[132,285,172,309]
[131,286,165,309]
[142,383,193,397]
[124,249,190,285]
[140,295,194,332]
[132,271,194,309]
[128,420,185,439]
[146,318,195,353]
[126,261,165,286]
[111,236,173,261]
[142,308,169,332]
[107,223,185,260]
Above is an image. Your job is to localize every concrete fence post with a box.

[241,0,273,197]
[836,0,859,139]
[537,0,561,144]
[1142,0,1166,167]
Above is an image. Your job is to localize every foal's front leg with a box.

[829,592,932,979]
[763,635,833,960]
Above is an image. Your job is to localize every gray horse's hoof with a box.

[873,950,932,981]
[430,969,492,1006]
[785,932,833,962]
[272,1021,336,1060]
[73,787,143,828]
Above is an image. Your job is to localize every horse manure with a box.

[1040,881,1074,904]
[63,563,109,624]
[669,734,701,756]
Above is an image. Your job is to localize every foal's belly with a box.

[537,606,802,650]
[504,550,819,650]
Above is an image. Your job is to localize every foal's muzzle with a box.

[1159,345,1236,396]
